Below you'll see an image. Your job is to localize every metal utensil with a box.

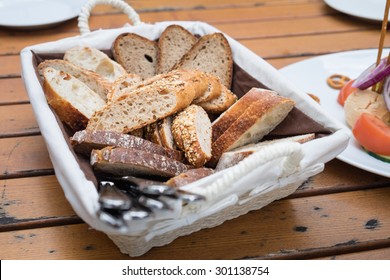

[98,181,133,210]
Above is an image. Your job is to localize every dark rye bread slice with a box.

[174,32,233,89]
[91,146,189,178]
[165,167,214,188]
[71,130,183,161]
[112,33,158,79]
[157,24,198,74]
[211,87,268,142]
[209,89,295,166]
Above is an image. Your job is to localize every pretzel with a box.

[327,74,351,89]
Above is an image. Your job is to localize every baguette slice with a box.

[172,105,212,167]
[106,73,143,102]
[215,133,315,170]
[211,87,269,142]
[86,70,200,133]
[64,46,127,82]
[158,116,176,150]
[210,89,295,165]
[174,32,233,89]
[166,167,214,188]
[42,67,106,131]
[38,59,111,101]
[157,24,198,74]
[112,33,158,79]
[197,84,237,114]
[71,129,183,161]
[144,122,163,146]
[193,73,222,104]
[91,146,189,178]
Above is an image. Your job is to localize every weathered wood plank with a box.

[0,136,53,179]
[0,78,29,105]
[1,187,389,259]
[315,247,390,260]
[0,104,40,137]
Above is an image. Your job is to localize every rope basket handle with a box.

[78,0,142,35]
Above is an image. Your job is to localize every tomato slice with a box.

[338,79,357,106]
[352,112,390,156]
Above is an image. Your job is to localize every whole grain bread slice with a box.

[42,67,106,131]
[64,46,127,82]
[71,129,183,161]
[86,70,200,133]
[38,59,112,102]
[91,146,189,178]
[112,33,158,79]
[172,105,212,167]
[209,89,295,166]
[157,24,198,74]
[173,32,233,89]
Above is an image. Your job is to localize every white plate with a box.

[324,0,389,22]
[0,0,88,29]
[280,49,390,178]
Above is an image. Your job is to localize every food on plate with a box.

[38,24,311,183]
[307,93,320,103]
[335,55,390,162]
[326,74,351,89]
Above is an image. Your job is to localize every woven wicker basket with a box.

[20,0,349,256]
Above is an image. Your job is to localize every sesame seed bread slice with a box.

[112,33,158,79]
[174,32,233,89]
[91,146,189,178]
[157,24,198,74]
[209,89,295,165]
[172,105,212,167]
[38,59,111,102]
[86,70,200,133]
[42,67,106,131]
[64,46,127,82]
[71,129,183,161]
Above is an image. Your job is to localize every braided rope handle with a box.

[187,142,303,201]
[78,0,142,35]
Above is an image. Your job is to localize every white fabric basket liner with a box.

[20,21,349,243]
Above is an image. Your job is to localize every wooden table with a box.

[1,0,390,260]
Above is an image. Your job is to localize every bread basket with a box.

[20,0,350,257]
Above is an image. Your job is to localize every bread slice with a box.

[106,73,143,102]
[38,59,112,102]
[157,24,198,74]
[71,129,183,161]
[64,46,127,82]
[158,116,176,150]
[211,87,269,142]
[166,167,214,188]
[86,70,199,133]
[112,33,158,79]
[215,133,315,170]
[209,89,295,165]
[197,84,237,114]
[42,67,106,131]
[193,73,222,104]
[172,105,212,167]
[144,122,163,146]
[174,32,233,89]
[91,146,189,178]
